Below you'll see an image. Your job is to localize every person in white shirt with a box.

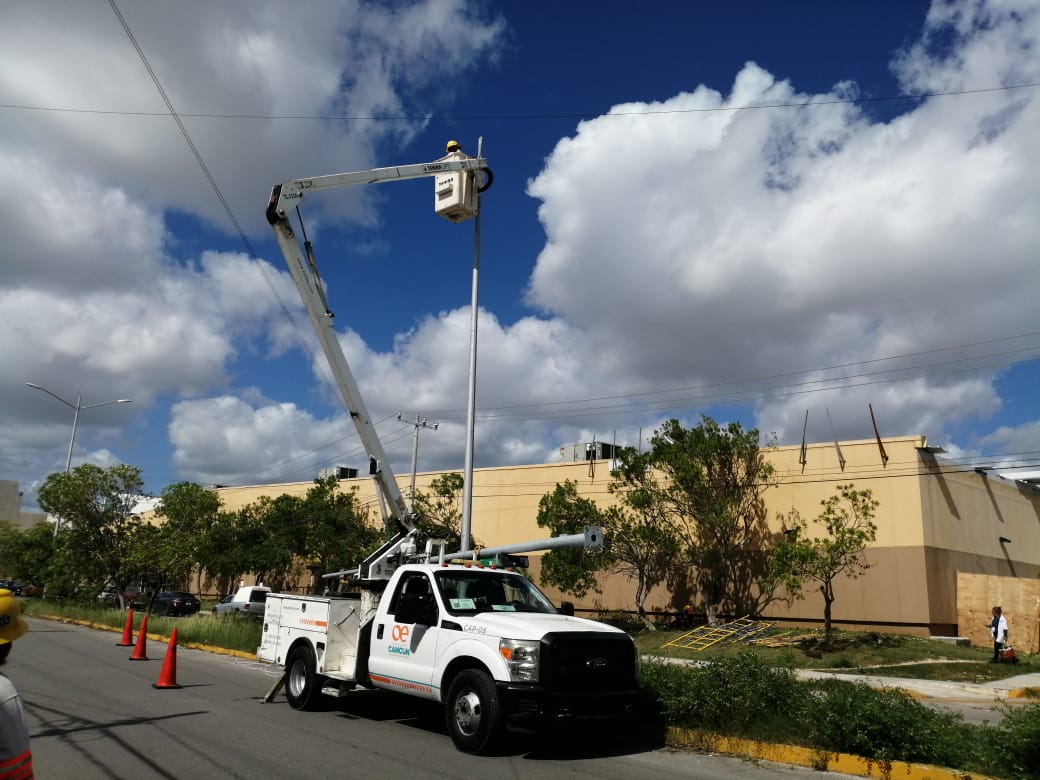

[989,605,1009,663]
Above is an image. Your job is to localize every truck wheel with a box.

[285,645,321,711]
[445,670,502,754]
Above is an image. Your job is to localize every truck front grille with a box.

[539,632,638,694]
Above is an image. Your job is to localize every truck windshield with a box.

[434,570,559,615]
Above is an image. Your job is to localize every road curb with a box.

[666,727,998,780]
[1007,686,1040,699]
[34,614,257,659]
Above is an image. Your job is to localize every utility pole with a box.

[398,413,438,512]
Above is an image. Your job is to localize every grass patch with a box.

[20,599,262,654]
[631,626,1017,681]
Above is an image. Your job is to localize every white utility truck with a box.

[258,144,641,754]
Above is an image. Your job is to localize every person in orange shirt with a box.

[0,590,32,779]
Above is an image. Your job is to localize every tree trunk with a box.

[822,583,834,644]
[635,581,656,631]
[705,602,719,627]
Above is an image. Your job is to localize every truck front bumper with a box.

[496,682,640,728]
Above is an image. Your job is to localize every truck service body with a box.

[261,144,641,753]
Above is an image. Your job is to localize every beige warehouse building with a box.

[212,435,1040,651]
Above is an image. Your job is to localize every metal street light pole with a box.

[25,383,132,536]
[460,137,484,555]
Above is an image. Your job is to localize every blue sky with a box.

[3,0,1038,509]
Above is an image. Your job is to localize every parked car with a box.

[121,587,150,609]
[97,589,120,606]
[151,591,201,617]
[14,583,42,598]
[212,585,270,619]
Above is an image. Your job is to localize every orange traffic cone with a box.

[117,608,135,646]
[129,614,149,660]
[153,628,181,689]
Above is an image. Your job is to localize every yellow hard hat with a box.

[446,140,461,153]
[0,590,28,644]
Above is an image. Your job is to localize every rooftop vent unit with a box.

[319,466,359,481]
[560,441,623,462]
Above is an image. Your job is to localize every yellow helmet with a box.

[445,140,461,153]
[0,589,28,644]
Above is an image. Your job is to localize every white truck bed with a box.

[258,592,378,682]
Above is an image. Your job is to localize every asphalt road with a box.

[12,617,863,780]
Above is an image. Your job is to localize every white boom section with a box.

[267,212,411,528]
[265,153,490,571]
[268,157,488,218]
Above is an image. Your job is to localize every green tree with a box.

[0,520,21,576]
[535,480,609,599]
[227,479,380,594]
[604,504,680,630]
[612,417,778,625]
[764,484,879,642]
[234,495,297,589]
[195,510,248,596]
[412,472,473,551]
[0,521,55,587]
[605,448,682,629]
[148,482,222,594]
[294,478,379,590]
[36,464,146,599]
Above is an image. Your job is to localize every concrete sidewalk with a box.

[644,654,1040,700]
[794,668,1040,700]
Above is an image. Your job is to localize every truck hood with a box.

[457,611,625,641]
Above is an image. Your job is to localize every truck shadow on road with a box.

[322,688,666,759]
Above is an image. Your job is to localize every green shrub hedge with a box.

[639,652,1038,780]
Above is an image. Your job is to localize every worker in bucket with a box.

[0,589,32,779]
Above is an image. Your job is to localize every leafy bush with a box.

[803,678,973,766]
[640,652,809,742]
[985,703,1040,780]
[639,653,1040,779]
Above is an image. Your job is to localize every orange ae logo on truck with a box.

[389,624,410,655]
[299,618,327,628]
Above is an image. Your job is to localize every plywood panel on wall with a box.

[956,572,1040,654]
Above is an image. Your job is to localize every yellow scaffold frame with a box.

[661,616,774,651]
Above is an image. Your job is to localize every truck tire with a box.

[445,669,502,754]
[285,645,321,711]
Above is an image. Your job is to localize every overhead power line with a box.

[421,332,1040,420]
[2,82,1038,122]
[219,340,1039,485]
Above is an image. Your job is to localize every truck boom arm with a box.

[265,150,490,576]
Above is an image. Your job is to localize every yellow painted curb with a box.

[1007,687,1039,699]
[667,727,997,780]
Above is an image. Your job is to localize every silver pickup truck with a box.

[213,585,271,619]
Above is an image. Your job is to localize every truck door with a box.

[368,572,442,701]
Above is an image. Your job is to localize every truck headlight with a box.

[500,639,539,683]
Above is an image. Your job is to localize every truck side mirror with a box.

[396,592,438,625]
[558,601,575,617]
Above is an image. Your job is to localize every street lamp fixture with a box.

[26,383,132,474]
[26,382,131,541]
